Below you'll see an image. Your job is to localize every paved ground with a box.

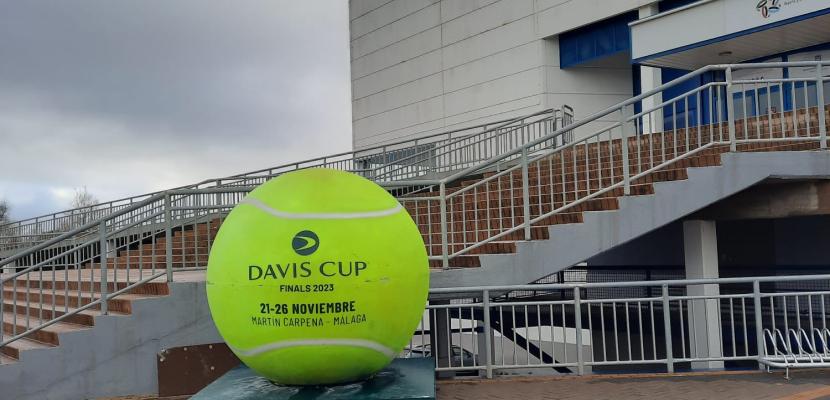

[437,370,830,400]
[99,370,830,399]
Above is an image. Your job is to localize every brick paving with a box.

[437,370,830,400]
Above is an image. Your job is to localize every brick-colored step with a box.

[1,287,152,314]
[2,313,89,346]
[0,353,16,364]
[2,299,113,327]
[3,276,169,297]
[429,255,481,269]
[0,337,52,360]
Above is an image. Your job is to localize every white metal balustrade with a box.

[410,275,830,378]
[389,61,830,269]
[0,107,572,254]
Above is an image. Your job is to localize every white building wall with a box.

[540,37,634,138]
[349,0,657,150]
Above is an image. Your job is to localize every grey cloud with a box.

[0,1,351,219]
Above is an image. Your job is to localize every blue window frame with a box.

[661,68,726,130]
[559,11,637,68]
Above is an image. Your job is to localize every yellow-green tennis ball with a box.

[206,168,429,386]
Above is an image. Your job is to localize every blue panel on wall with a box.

[559,11,637,68]
[658,0,699,12]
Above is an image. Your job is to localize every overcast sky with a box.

[0,1,351,220]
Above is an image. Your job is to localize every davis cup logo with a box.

[292,230,319,256]
[756,0,780,18]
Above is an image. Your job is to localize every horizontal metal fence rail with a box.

[0,187,254,348]
[0,108,569,253]
[410,274,830,378]
[0,108,572,353]
[388,61,830,269]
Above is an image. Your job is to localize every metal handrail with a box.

[391,60,830,268]
[0,194,164,271]
[0,112,542,226]
[0,185,258,348]
[430,273,830,292]
[0,110,570,350]
[0,108,565,251]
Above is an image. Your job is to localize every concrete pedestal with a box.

[191,358,435,400]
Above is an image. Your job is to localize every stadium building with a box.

[350,0,830,149]
[1,0,830,398]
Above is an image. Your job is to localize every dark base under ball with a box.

[191,357,436,400]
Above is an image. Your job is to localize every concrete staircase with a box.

[0,224,222,399]
[1,224,218,365]
[411,106,829,271]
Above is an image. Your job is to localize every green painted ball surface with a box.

[206,168,429,386]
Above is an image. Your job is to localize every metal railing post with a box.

[164,193,173,282]
[521,147,531,240]
[482,289,493,378]
[753,280,764,370]
[725,67,737,151]
[98,221,108,316]
[817,63,827,149]
[214,180,222,207]
[574,287,585,375]
[662,284,674,373]
[619,105,631,195]
[439,183,449,270]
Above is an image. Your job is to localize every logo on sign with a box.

[292,230,319,256]
[756,0,781,18]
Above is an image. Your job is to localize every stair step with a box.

[429,255,481,269]
[2,298,117,326]
[0,336,54,359]
[120,247,211,257]
[110,254,209,263]
[2,312,89,346]
[2,287,155,314]
[0,353,16,364]
[86,260,206,270]
[3,277,169,297]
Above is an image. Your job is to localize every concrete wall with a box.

[0,280,222,400]
[587,215,830,272]
[349,0,653,150]
[540,37,634,140]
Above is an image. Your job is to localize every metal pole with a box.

[620,105,631,195]
[98,221,108,316]
[726,67,737,152]
[753,280,764,370]
[439,183,449,270]
[164,193,173,282]
[816,63,826,149]
[482,289,493,378]
[574,287,585,375]
[521,147,531,240]
[662,284,673,373]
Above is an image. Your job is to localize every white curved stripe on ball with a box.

[230,338,397,358]
[240,197,403,219]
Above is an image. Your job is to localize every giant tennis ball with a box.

[206,168,429,386]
